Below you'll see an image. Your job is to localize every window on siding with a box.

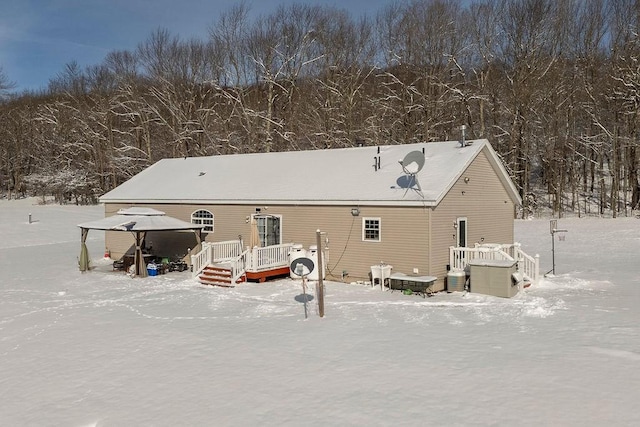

[362,217,381,242]
[191,209,214,232]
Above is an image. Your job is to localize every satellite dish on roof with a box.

[398,150,425,196]
[399,150,425,175]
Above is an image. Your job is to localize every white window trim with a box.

[191,209,214,233]
[362,217,381,242]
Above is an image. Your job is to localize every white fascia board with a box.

[99,198,438,207]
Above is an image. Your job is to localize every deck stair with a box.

[192,240,296,286]
[197,263,246,287]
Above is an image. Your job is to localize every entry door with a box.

[456,217,467,248]
[256,215,281,247]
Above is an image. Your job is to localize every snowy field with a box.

[1,198,638,426]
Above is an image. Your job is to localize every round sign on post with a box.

[291,257,315,320]
[290,257,314,277]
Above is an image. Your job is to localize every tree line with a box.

[1,0,639,217]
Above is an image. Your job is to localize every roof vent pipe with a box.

[460,125,467,147]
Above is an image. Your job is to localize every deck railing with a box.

[230,249,250,283]
[192,240,294,280]
[449,243,540,286]
[515,247,540,285]
[191,244,213,277]
[210,240,243,261]
[449,246,512,271]
[247,243,295,272]
[191,240,242,278]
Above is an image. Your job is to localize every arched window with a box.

[191,209,214,232]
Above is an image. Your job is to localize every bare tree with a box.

[375,0,468,143]
[608,0,640,214]
[3,0,640,216]
[0,66,16,99]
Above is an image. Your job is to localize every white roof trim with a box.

[99,198,440,207]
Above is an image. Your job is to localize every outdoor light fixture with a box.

[464,177,470,183]
[351,207,360,216]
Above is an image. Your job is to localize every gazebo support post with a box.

[134,231,148,277]
[79,228,90,272]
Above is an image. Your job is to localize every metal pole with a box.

[302,275,308,319]
[548,219,567,276]
[316,229,325,318]
[551,230,556,275]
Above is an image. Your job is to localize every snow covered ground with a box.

[1,198,638,426]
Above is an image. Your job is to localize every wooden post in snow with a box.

[316,229,325,318]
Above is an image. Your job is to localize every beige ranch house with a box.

[99,139,523,291]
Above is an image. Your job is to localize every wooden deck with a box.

[245,266,290,283]
[192,241,295,286]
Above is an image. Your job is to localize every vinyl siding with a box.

[104,202,431,281]
[430,147,516,288]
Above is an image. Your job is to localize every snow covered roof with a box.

[117,207,165,216]
[78,212,204,232]
[99,139,521,207]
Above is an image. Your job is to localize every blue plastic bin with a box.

[147,263,158,277]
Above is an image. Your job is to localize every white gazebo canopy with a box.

[78,207,204,277]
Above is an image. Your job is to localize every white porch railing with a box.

[191,240,294,281]
[229,249,250,283]
[516,247,540,286]
[209,240,243,261]
[247,243,295,272]
[449,243,540,286]
[191,240,243,278]
[191,244,213,277]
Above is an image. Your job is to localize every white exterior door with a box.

[456,217,468,248]
[256,215,281,247]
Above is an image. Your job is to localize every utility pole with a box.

[316,229,325,318]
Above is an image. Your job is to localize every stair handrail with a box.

[230,248,250,284]
[513,245,540,285]
[191,240,243,278]
[191,242,213,278]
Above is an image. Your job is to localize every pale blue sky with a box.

[1,0,393,92]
